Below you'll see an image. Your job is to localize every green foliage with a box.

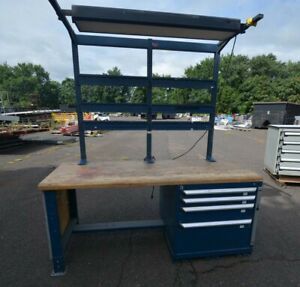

[1,54,300,113]
[185,53,300,114]
[60,78,75,105]
[0,63,59,109]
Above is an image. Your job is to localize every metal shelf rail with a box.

[48,0,263,164]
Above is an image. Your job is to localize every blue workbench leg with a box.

[43,191,66,276]
[68,189,79,224]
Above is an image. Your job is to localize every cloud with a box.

[0,0,299,81]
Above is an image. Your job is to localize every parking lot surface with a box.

[1,129,300,287]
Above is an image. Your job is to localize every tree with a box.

[0,63,59,109]
[60,78,75,105]
[2,54,300,113]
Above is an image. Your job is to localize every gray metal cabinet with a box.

[264,125,300,176]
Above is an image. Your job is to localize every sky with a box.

[0,0,299,81]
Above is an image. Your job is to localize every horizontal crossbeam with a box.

[79,74,215,89]
[81,103,213,113]
[83,120,211,131]
[79,74,147,87]
[72,219,165,232]
[154,78,214,89]
[76,35,218,53]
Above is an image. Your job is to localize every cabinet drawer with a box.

[283,137,300,145]
[182,195,255,204]
[279,162,300,171]
[172,220,253,256]
[281,144,300,153]
[182,187,257,196]
[178,205,255,222]
[182,203,254,213]
[180,219,252,228]
[280,153,300,162]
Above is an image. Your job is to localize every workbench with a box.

[38,160,262,276]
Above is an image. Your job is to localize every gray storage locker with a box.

[264,125,300,176]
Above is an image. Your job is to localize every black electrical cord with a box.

[171,37,237,161]
[172,130,208,160]
[151,186,155,199]
[223,36,237,79]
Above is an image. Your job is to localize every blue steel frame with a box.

[43,181,262,275]
[43,190,78,275]
[48,0,260,164]
[43,189,165,275]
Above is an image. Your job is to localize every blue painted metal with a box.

[77,34,147,49]
[81,103,214,114]
[79,74,215,89]
[71,5,243,40]
[153,78,215,89]
[145,40,155,163]
[83,120,211,131]
[49,0,261,164]
[79,74,147,87]
[72,219,164,233]
[72,43,87,165]
[48,0,76,42]
[160,181,262,259]
[43,191,65,275]
[76,34,218,53]
[151,39,218,53]
[206,52,220,162]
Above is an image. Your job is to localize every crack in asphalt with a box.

[172,256,300,286]
[115,232,133,287]
[173,262,183,287]
[189,260,199,286]
[173,261,198,287]
[200,256,300,275]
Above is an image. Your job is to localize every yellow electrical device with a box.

[246,14,264,27]
[246,17,255,26]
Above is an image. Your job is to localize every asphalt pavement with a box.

[1,128,300,287]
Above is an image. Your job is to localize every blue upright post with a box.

[144,39,155,163]
[206,52,220,162]
[72,43,87,165]
[44,191,65,276]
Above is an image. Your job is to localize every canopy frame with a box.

[48,0,262,165]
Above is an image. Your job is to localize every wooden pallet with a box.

[277,176,300,184]
[232,127,251,132]
[264,168,300,184]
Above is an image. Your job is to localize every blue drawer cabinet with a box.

[160,182,262,259]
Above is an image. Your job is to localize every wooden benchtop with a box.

[38,160,262,191]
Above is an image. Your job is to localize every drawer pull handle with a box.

[283,141,300,145]
[284,132,300,136]
[282,150,300,154]
[281,158,300,162]
[182,204,254,212]
[183,196,255,204]
[183,187,256,195]
[181,219,252,228]
[280,166,300,171]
